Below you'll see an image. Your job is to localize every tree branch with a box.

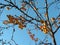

[52,33,57,45]
[24,1,43,20]
[2,0,40,22]
[54,26,60,34]
[52,14,60,26]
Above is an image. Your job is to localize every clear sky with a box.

[0,0,60,45]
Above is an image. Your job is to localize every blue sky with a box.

[0,0,60,45]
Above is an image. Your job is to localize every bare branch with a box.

[54,26,60,34]
[48,0,60,8]
[24,1,43,20]
[52,14,60,26]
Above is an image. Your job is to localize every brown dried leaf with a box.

[20,7,26,11]
[6,7,10,10]
[18,22,25,29]
[19,16,26,23]
[13,18,19,24]
[3,20,9,24]
[7,15,15,23]
[30,34,35,40]
[40,20,45,24]
[50,17,55,22]
[28,30,32,34]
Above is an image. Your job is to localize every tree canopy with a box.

[0,0,60,45]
